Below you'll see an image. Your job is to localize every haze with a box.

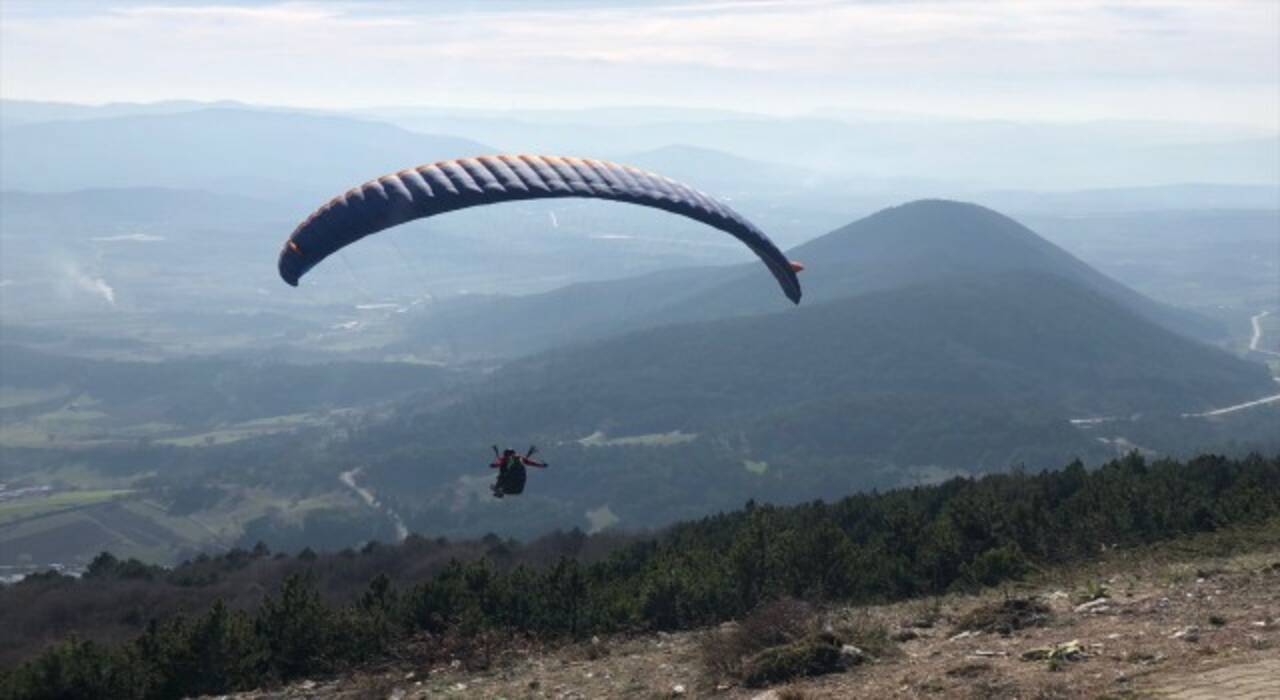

[3,0,1278,128]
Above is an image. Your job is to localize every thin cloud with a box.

[1,1,1275,125]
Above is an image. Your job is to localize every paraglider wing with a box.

[277,155,802,303]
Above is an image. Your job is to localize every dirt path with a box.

[1156,656,1280,699]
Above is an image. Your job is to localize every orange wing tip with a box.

[789,260,806,273]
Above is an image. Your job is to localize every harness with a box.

[498,455,528,494]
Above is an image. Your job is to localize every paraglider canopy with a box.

[278,155,802,303]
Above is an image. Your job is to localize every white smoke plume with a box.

[62,261,116,306]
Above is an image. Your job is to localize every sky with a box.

[2,0,1278,128]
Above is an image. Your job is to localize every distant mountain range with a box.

[361,105,1280,189]
[4,99,1276,199]
[976,183,1280,214]
[0,98,263,127]
[0,108,491,200]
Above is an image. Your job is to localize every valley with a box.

[2,9,1278,697]
[3,195,1277,570]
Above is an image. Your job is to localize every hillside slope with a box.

[226,533,1280,700]
[415,271,1266,444]
[4,453,1277,698]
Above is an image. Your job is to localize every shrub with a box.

[741,632,844,688]
[954,598,1051,636]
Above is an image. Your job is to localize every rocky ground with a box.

[224,539,1280,699]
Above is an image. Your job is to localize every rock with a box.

[388,689,405,700]
[949,630,979,642]
[972,650,1007,657]
[1020,639,1085,663]
[1172,626,1201,642]
[672,683,686,695]
[892,629,919,642]
[451,682,467,692]
[298,680,316,690]
[751,691,781,700]
[841,644,868,665]
[449,659,462,669]
[1074,598,1111,614]
[403,671,415,681]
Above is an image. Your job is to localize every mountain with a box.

[353,268,1274,536]
[0,108,492,200]
[666,201,1223,338]
[395,200,1225,359]
[468,271,1267,440]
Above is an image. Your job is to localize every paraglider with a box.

[277,155,803,303]
[490,445,547,498]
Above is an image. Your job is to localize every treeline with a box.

[3,452,1279,698]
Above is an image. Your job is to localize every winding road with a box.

[1249,310,1280,356]
[339,467,409,542]
[1181,382,1280,418]
[1182,309,1280,417]
[1074,308,1280,425]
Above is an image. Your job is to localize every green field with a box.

[156,413,330,447]
[0,490,133,525]
[0,393,334,449]
[0,385,72,410]
[576,430,699,447]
